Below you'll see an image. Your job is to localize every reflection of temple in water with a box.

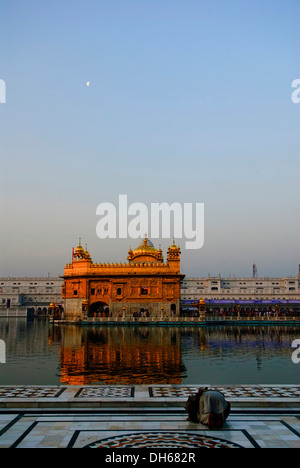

[47,324,300,385]
[56,326,185,385]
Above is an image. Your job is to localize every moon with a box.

[86,81,90,87]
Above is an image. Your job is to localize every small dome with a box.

[75,244,84,254]
[169,239,179,250]
[84,244,91,259]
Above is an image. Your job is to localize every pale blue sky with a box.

[1,0,299,277]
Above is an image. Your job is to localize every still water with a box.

[0,318,299,385]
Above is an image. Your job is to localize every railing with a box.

[79,315,300,324]
[205,315,300,322]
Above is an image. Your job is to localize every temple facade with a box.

[61,238,185,321]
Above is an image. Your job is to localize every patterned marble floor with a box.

[149,385,300,399]
[0,386,65,399]
[0,384,299,403]
[0,409,299,448]
[74,386,135,399]
[0,385,299,448]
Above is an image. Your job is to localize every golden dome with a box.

[84,244,91,259]
[169,239,179,250]
[128,237,164,263]
[73,239,92,261]
[75,244,84,255]
[133,238,158,255]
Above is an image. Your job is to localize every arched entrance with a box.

[89,301,109,318]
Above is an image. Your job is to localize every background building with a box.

[0,277,63,316]
[181,266,300,316]
[181,272,300,301]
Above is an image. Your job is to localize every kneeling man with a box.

[185,388,231,429]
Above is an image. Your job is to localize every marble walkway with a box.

[0,385,299,448]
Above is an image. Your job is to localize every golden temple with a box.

[61,238,185,321]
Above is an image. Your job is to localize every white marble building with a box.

[0,277,63,314]
[181,272,300,301]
